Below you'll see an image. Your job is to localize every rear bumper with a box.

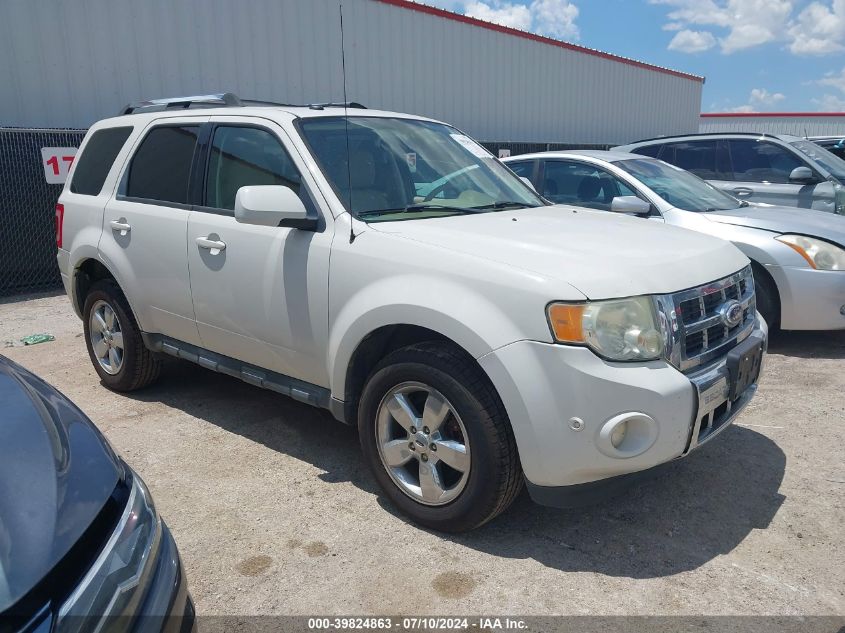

[767,264,845,330]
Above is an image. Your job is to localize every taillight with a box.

[55,203,64,249]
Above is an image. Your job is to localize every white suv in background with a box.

[57,94,766,532]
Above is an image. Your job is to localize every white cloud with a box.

[662,21,685,31]
[788,0,845,55]
[812,94,845,110]
[818,67,845,93]
[465,1,533,31]
[463,0,579,40]
[749,88,786,106]
[667,29,717,52]
[723,87,786,112]
[530,0,579,39]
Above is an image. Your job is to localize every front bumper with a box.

[54,470,194,632]
[767,263,845,330]
[478,318,767,505]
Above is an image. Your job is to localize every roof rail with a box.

[626,131,777,145]
[305,102,367,110]
[119,92,243,115]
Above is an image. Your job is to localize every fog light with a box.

[610,421,627,448]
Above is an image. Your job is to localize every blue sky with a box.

[416,0,845,112]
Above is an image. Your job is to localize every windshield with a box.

[297,117,545,221]
[791,140,845,182]
[615,158,742,212]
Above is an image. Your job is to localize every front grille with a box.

[671,267,756,371]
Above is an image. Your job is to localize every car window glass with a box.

[727,139,805,184]
[70,127,133,195]
[126,126,200,204]
[206,126,301,210]
[632,144,661,158]
[507,161,534,180]
[542,160,634,210]
[664,140,720,180]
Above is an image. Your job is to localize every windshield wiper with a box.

[357,204,485,218]
[472,201,535,210]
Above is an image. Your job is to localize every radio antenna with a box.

[340,3,356,243]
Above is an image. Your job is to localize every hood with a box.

[372,205,748,299]
[706,205,845,247]
[0,356,121,614]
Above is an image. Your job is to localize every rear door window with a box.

[726,139,806,184]
[126,126,200,204]
[70,127,133,195]
[204,126,301,211]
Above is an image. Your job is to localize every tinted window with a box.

[727,139,805,184]
[507,161,534,180]
[632,144,662,158]
[70,127,133,195]
[126,126,200,204]
[205,126,301,210]
[542,160,637,211]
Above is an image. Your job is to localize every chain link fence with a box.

[1,128,86,296]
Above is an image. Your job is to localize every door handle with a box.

[109,219,131,235]
[732,187,754,197]
[196,236,226,254]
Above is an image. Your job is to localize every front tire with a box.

[358,342,522,532]
[751,262,779,330]
[82,280,160,391]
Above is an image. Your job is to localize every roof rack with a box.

[120,93,367,115]
[120,93,243,115]
[627,131,778,145]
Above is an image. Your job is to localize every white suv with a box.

[57,94,767,532]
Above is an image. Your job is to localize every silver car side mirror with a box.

[611,196,650,215]
[234,185,308,227]
[789,166,815,184]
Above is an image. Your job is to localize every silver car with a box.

[615,133,845,215]
[504,150,845,331]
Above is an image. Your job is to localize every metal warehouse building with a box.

[1,0,703,146]
[700,112,845,137]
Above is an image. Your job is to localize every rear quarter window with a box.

[631,144,662,158]
[69,127,133,195]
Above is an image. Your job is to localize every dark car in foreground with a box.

[0,355,194,632]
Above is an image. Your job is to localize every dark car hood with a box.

[0,357,121,613]
[706,205,845,247]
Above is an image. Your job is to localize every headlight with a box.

[547,296,665,361]
[56,469,160,629]
[775,234,845,271]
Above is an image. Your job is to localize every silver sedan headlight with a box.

[775,234,845,271]
[547,296,665,361]
[56,470,160,631]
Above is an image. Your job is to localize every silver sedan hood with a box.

[706,205,845,247]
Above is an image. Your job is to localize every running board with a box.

[142,333,332,410]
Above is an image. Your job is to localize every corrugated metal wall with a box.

[700,115,845,137]
[1,0,702,145]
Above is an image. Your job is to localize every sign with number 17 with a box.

[41,147,77,184]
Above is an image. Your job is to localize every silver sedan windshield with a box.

[615,158,741,212]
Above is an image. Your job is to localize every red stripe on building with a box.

[373,0,705,83]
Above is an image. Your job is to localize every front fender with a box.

[328,273,552,401]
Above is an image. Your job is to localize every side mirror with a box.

[234,185,313,228]
[520,176,538,193]
[789,166,815,184]
[611,196,650,215]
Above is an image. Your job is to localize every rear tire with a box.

[751,262,779,330]
[82,279,160,391]
[358,342,523,532]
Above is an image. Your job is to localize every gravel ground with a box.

[1,291,843,617]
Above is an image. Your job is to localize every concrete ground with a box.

[1,291,843,616]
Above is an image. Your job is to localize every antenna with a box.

[340,2,356,243]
